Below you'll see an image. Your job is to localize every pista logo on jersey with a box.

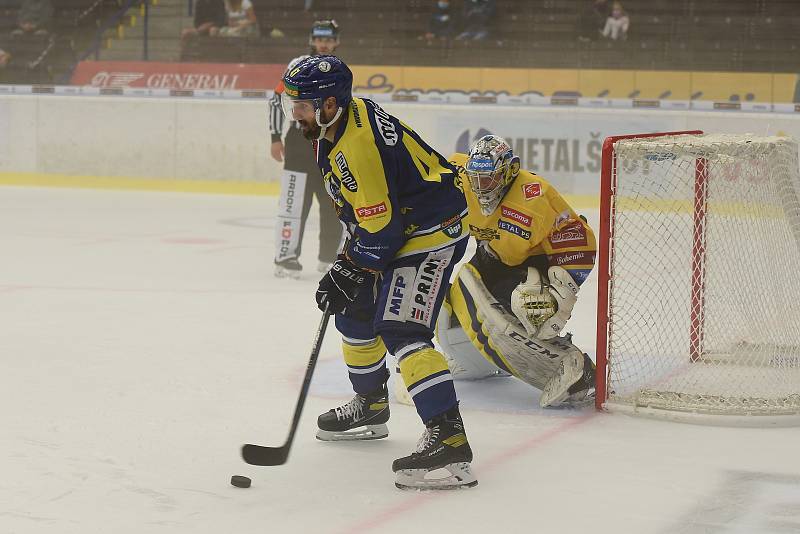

[334,152,358,192]
[356,202,387,219]
[369,102,398,146]
[500,205,531,227]
[548,221,587,248]
[469,224,500,241]
[522,182,541,200]
[498,220,531,239]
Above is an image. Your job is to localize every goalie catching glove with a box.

[316,256,373,314]
[511,266,579,340]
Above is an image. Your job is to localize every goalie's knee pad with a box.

[435,295,510,380]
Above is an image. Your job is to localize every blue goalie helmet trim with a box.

[283,55,352,109]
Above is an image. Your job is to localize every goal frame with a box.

[594,130,704,412]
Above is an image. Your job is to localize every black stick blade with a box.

[241,443,289,466]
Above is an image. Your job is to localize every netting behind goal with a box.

[596,132,800,424]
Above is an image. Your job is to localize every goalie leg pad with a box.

[539,349,585,408]
[455,264,590,397]
[435,300,509,380]
[454,264,559,389]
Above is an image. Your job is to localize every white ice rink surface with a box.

[2,186,799,534]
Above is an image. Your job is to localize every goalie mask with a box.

[465,135,520,215]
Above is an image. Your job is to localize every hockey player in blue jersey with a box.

[281,55,476,490]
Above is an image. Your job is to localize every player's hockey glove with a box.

[316,256,372,314]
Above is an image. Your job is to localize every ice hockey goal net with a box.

[595,131,800,425]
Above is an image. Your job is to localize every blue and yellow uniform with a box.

[316,97,468,421]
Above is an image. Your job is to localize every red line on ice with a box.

[338,412,596,533]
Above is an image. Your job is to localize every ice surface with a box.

[1,187,798,534]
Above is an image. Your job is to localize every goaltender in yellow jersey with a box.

[437,135,597,408]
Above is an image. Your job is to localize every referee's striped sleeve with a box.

[268,91,284,139]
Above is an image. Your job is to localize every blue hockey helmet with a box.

[282,55,352,110]
[282,55,352,140]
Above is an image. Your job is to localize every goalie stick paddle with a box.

[241,305,332,466]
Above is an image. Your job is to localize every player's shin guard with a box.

[393,404,477,491]
[343,337,388,394]
[397,345,457,422]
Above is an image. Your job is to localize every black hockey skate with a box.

[393,405,477,491]
[274,258,302,279]
[316,382,390,441]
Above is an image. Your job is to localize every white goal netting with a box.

[603,133,800,423]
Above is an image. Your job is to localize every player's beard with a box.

[299,108,327,140]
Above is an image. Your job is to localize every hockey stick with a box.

[241,304,332,466]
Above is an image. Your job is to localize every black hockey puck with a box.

[231,475,251,488]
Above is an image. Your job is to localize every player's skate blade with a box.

[395,462,478,491]
[316,423,388,441]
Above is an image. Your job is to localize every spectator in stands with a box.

[579,0,611,41]
[210,0,258,37]
[181,0,227,43]
[456,0,495,41]
[601,1,629,41]
[11,0,53,36]
[422,0,455,43]
[0,48,10,68]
